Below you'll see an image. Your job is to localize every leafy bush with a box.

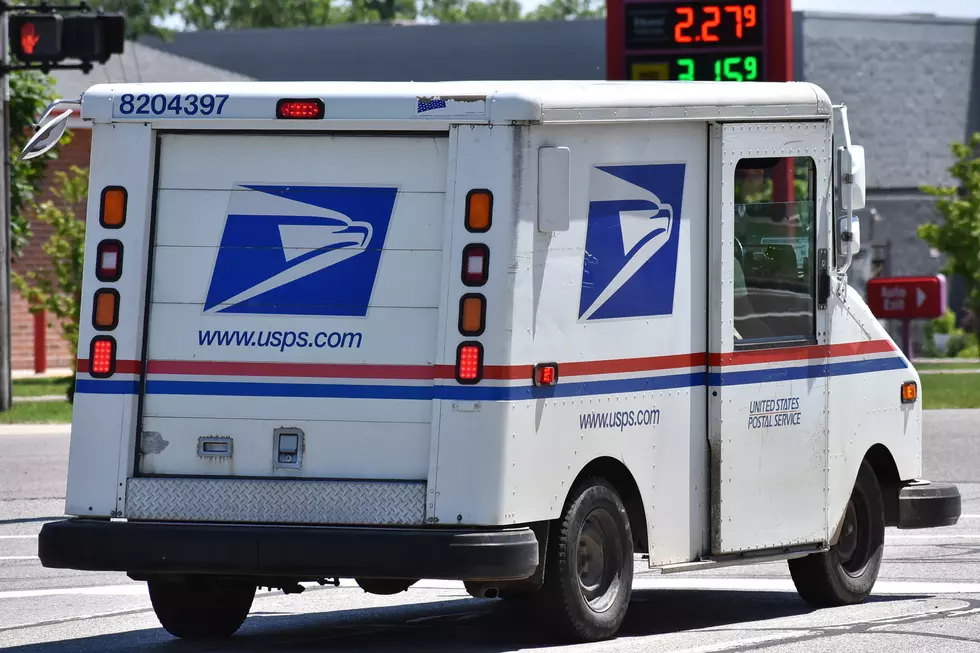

[11,166,88,402]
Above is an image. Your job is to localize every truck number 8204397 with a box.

[117,93,229,117]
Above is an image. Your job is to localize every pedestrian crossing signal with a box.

[8,13,125,66]
[9,15,63,62]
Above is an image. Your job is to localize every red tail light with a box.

[96,240,123,282]
[89,336,116,377]
[455,342,483,384]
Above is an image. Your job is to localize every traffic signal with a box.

[8,13,125,65]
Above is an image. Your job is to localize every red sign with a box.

[866,275,947,320]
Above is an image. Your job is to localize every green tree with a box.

[422,0,521,22]
[11,167,89,401]
[525,0,604,20]
[9,70,64,260]
[919,132,980,344]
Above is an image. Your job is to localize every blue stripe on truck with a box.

[73,356,905,399]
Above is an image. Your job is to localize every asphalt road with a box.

[1,411,978,653]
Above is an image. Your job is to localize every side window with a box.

[732,156,816,347]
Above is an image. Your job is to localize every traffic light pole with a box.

[0,10,10,413]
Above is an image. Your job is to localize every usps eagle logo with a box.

[578,163,686,321]
[204,184,397,317]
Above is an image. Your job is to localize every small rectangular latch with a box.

[273,427,304,469]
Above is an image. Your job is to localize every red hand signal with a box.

[20,23,41,55]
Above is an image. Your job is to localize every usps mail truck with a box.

[25,80,960,643]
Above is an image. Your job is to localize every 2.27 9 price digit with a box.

[674,3,758,44]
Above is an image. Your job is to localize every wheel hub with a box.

[576,508,622,612]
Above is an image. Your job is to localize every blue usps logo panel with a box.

[204,184,398,316]
[578,163,686,321]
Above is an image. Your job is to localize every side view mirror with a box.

[18,109,72,162]
[840,144,866,211]
[837,214,861,258]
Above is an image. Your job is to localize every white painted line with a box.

[0,535,37,540]
[888,534,980,540]
[659,632,811,653]
[6,576,979,602]
[0,584,147,600]
[629,577,980,595]
[0,556,37,561]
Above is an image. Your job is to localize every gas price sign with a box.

[607,0,792,83]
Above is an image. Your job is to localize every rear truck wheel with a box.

[147,575,256,639]
[536,477,633,643]
[788,460,885,607]
[355,578,417,595]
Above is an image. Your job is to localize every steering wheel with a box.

[734,236,744,264]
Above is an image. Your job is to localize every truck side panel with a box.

[429,122,709,564]
[69,122,156,517]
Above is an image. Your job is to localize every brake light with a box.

[455,342,483,384]
[96,240,123,282]
[461,244,489,287]
[276,98,325,120]
[93,289,119,330]
[89,336,116,377]
[465,189,493,232]
[99,187,127,228]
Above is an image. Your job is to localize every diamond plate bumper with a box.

[37,519,540,582]
[125,477,426,525]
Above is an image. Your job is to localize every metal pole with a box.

[901,319,912,360]
[0,10,12,412]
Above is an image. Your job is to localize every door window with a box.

[732,156,816,347]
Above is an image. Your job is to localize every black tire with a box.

[148,576,255,639]
[536,477,633,642]
[788,461,885,607]
[355,578,417,595]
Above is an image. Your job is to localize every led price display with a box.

[625,1,763,49]
[616,0,778,83]
[628,52,763,81]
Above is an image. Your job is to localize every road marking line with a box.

[5,577,980,602]
[0,556,36,561]
[658,632,813,653]
[0,535,37,540]
[888,534,980,540]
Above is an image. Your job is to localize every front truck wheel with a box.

[148,575,256,639]
[788,460,885,607]
[536,477,633,642]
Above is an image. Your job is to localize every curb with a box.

[0,423,71,436]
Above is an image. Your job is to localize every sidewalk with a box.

[12,367,72,380]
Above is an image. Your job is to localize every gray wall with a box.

[141,12,980,349]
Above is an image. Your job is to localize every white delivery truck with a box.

[24,80,960,643]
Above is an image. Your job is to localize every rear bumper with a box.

[897,480,961,529]
[37,519,540,581]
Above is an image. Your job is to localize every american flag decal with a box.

[417,97,447,113]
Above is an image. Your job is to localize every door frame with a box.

[706,119,835,556]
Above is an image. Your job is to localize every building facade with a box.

[21,10,979,370]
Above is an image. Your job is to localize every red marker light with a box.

[533,363,559,387]
[276,99,325,120]
[21,23,40,55]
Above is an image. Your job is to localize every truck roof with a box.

[79,80,833,127]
